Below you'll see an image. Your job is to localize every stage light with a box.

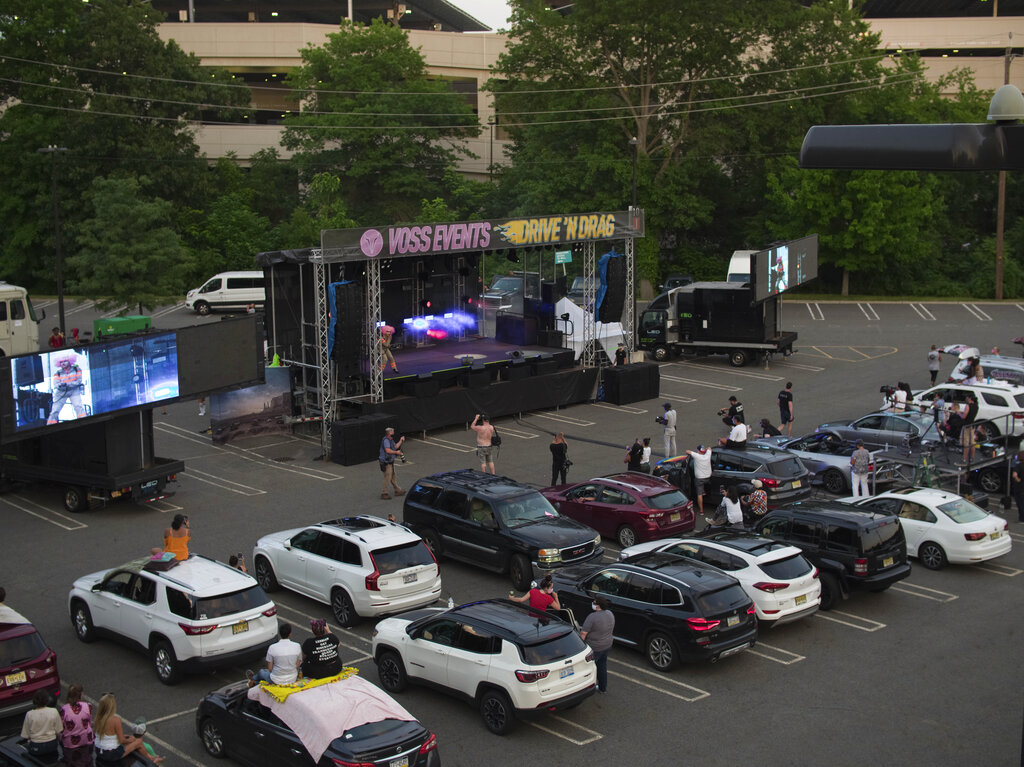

[426,329,447,340]
[420,299,431,310]
[560,312,570,321]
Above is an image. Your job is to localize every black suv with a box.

[655,444,811,509]
[551,552,757,671]
[753,501,911,610]
[403,470,603,590]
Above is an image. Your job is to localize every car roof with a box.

[447,599,575,644]
[873,487,970,504]
[0,622,39,643]
[117,556,262,599]
[694,532,798,557]
[594,473,677,495]
[313,516,420,546]
[416,470,540,500]
[614,552,739,591]
[774,500,894,525]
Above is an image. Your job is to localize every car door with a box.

[582,568,641,646]
[277,529,322,595]
[117,574,158,647]
[434,489,472,561]
[89,570,135,633]
[302,531,356,603]
[591,485,635,538]
[404,617,460,687]
[239,700,294,767]
[850,415,887,443]
[460,497,505,568]
[560,483,602,530]
[445,624,497,696]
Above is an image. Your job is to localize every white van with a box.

[185,271,265,315]
[726,250,757,283]
[0,283,42,356]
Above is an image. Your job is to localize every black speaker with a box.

[598,256,627,323]
[500,362,530,381]
[531,357,559,377]
[603,363,657,405]
[537,329,563,348]
[331,281,363,378]
[460,369,490,389]
[330,412,393,466]
[404,375,440,398]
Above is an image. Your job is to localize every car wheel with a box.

[479,689,516,735]
[976,422,999,440]
[421,529,443,559]
[652,346,669,362]
[377,650,408,693]
[822,469,846,495]
[254,556,278,592]
[729,350,749,367]
[818,572,840,611]
[976,468,1002,494]
[509,554,532,592]
[63,486,89,513]
[616,525,638,549]
[152,639,182,685]
[199,718,225,758]
[645,631,678,672]
[70,601,96,643]
[918,541,947,570]
[194,300,210,316]
[331,588,358,628]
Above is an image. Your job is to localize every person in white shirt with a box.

[639,437,652,473]
[249,623,302,686]
[719,416,747,449]
[658,402,677,458]
[685,445,712,514]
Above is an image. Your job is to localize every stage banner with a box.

[210,366,292,445]
[321,209,645,263]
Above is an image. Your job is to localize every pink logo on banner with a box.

[360,229,384,257]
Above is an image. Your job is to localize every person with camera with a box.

[717,396,745,427]
[379,426,406,500]
[229,554,248,573]
[472,413,497,474]
[550,432,570,486]
[656,402,677,458]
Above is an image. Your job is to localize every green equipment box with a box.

[94,315,152,339]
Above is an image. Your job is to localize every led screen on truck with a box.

[753,235,819,303]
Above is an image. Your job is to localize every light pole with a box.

[487,114,495,182]
[37,145,68,335]
[628,136,639,210]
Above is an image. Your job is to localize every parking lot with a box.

[2,298,1023,766]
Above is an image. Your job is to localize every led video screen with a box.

[753,235,819,303]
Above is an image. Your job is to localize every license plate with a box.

[726,615,739,627]
[990,531,1001,540]
[4,671,26,686]
[795,594,806,605]
[882,556,894,568]
[670,512,680,522]
[403,573,418,583]
[560,666,574,679]
[231,621,249,635]
[791,479,801,488]
[389,758,409,767]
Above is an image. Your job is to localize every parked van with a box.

[185,271,265,315]
[726,250,757,283]
[0,283,42,356]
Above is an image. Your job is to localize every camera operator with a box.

[716,396,745,427]
[229,554,247,573]
[379,427,406,500]
[656,402,677,458]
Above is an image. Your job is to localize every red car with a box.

[541,473,696,548]
[0,605,60,717]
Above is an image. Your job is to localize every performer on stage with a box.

[380,325,398,374]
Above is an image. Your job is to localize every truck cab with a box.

[0,283,42,356]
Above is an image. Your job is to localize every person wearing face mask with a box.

[579,596,614,694]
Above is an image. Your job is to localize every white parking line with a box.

[420,436,476,453]
[746,641,806,665]
[151,302,185,318]
[1016,304,1024,314]
[815,610,886,631]
[147,498,184,514]
[65,300,96,315]
[1008,532,1024,543]
[659,374,741,392]
[657,392,699,404]
[891,583,958,602]
[909,303,936,320]
[592,403,647,415]
[608,657,710,701]
[806,303,825,321]
[773,360,826,372]
[184,469,268,496]
[145,707,198,725]
[530,411,597,427]
[673,362,783,381]
[857,303,880,320]
[975,562,1023,577]
[494,424,541,440]
[527,715,603,745]
[1,494,87,531]
[962,303,992,321]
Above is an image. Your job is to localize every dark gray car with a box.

[815,410,940,449]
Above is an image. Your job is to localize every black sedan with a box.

[196,680,440,767]
[551,553,757,671]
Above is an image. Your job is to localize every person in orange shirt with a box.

[163,514,191,561]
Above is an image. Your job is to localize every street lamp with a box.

[989,84,1023,301]
[487,114,495,182]
[628,136,639,210]
[37,145,68,335]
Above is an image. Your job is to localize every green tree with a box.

[269,173,359,249]
[280,19,480,225]
[68,176,185,313]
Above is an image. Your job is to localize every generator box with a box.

[94,315,152,339]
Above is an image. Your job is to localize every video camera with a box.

[655,415,667,425]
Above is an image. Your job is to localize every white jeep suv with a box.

[252,516,442,627]
[371,599,596,734]
[68,555,277,685]
[910,380,1024,439]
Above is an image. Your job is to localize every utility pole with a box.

[995,35,1013,300]
[37,145,68,334]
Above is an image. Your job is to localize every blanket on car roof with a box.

[247,671,415,763]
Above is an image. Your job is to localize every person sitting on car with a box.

[249,623,302,687]
[719,416,747,449]
[94,693,162,764]
[162,514,191,561]
[301,619,343,679]
[20,691,61,760]
[759,418,781,438]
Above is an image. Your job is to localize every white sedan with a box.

[851,487,1011,569]
[620,533,821,624]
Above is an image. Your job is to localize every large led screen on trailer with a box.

[753,235,819,303]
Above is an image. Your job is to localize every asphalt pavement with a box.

[1,298,1022,766]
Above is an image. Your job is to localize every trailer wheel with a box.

[64,486,89,513]
[729,350,749,367]
[652,346,670,362]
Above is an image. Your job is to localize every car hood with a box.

[550,562,604,588]
[510,516,597,548]
[71,569,110,592]
[256,528,306,549]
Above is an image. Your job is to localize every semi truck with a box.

[637,281,797,366]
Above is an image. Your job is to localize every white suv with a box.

[68,556,278,685]
[910,381,1024,438]
[252,516,442,627]
[371,599,596,734]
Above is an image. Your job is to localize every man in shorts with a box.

[685,445,712,514]
[471,413,496,474]
[778,381,794,436]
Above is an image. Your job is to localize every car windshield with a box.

[758,554,812,580]
[937,498,989,524]
[520,631,587,665]
[495,494,560,528]
[767,457,805,478]
[860,519,903,553]
[0,631,47,666]
[645,489,689,509]
[488,277,522,292]
[168,585,270,621]
[371,541,435,574]
[696,584,749,615]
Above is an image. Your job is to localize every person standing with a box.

[579,596,614,694]
[686,445,712,514]
[380,326,398,374]
[47,327,65,349]
[850,440,872,498]
[471,414,496,474]
[927,345,941,385]
[658,402,677,458]
[1011,452,1024,523]
[639,437,652,473]
[550,433,569,486]
[59,684,95,767]
[962,394,979,464]
[930,391,946,424]
[301,619,343,679]
[250,623,302,686]
[614,343,627,366]
[379,427,405,500]
[778,382,794,436]
[626,437,644,470]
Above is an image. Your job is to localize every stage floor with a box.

[382,336,567,380]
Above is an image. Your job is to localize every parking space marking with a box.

[495,424,541,440]
[892,583,958,602]
[420,436,476,452]
[975,562,1023,577]
[151,302,186,318]
[145,732,210,767]
[65,300,96,316]
[815,610,886,631]
[857,303,880,320]
[592,403,647,415]
[1,494,88,531]
[529,411,597,427]
[184,468,268,496]
[1008,532,1024,543]
[1016,304,1024,313]
[526,716,603,746]
[746,642,806,665]
[909,303,936,320]
[807,346,898,362]
[962,303,992,321]
[609,658,710,701]
[274,602,372,655]
[806,303,825,321]
[774,359,826,372]
[659,374,741,392]
[657,392,699,404]
[145,707,199,726]
[147,498,183,513]
[673,362,783,381]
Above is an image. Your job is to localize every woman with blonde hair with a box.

[93,693,163,764]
